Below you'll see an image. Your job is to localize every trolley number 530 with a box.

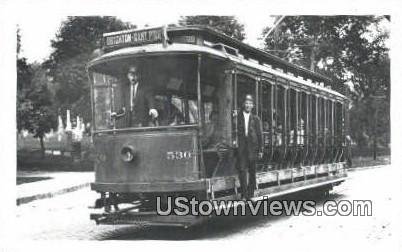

[166,151,192,160]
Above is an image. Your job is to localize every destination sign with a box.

[103,27,167,48]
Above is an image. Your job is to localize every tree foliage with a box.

[17,28,35,133]
[17,57,33,91]
[262,15,390,151]
[19,66,57,138]
[17,26,21,55]
[179,15,246,41]
[17,28,33,91]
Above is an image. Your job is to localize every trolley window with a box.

[90,56,200,130]
[92,73,113,130]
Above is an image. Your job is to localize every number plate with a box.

[166,151,192,160]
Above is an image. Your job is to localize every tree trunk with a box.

[40,136,45,159]
[373,102,378,160]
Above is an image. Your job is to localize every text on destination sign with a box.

[104,28,164,47]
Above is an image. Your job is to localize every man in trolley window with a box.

[125,65,159,127]
[237,94,264,200]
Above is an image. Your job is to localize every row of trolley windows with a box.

[237,75,346,165]
[260,82,345,147]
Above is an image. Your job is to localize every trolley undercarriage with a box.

[90,163,347,227]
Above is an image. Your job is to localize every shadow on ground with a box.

[98,190,346,241]
[17,176,53,185]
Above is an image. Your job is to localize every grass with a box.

[350,155,390,168]
[17,133,94,171]
[17,134,92,152]
[17,151,94,171]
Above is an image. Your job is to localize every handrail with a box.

[93,124,199,135]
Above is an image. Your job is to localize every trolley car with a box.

[88,26,350,227]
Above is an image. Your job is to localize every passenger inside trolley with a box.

[202,110,220,148]
[153,95,186,126]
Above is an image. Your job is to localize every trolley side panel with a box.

[93,130,199,184]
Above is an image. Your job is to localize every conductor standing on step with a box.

[237,94,263,200]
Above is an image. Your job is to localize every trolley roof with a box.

[167,26,332,82]
[88,25,347,100]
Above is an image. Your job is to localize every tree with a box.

[262,16,390,155]
[179,15,246,41]
[17,28,33,91]
[262,16,388,90]
[17,64,57,158]
[17,27,34,133]
[44,16,134,122]
[18,28,56,158]
[17,26,21,55]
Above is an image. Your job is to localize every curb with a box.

[347,164,390,172]
[17,182,90,205]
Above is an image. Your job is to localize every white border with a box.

[1,0,401,251]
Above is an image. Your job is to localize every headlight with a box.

[121,146,135,162]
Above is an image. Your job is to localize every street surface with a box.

[14,165,397,246]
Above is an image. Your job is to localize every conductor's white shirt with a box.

[243,111,250,136]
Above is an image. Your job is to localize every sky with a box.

[12,0,394,64]
[17,8,275,63]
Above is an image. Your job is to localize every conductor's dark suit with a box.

[237,111,263,198]
[122,81,155,127]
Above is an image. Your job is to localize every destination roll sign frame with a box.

[103,26,169,49]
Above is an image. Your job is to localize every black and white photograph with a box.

[1,0,401,251]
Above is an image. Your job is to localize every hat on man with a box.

[128,65,138,74]
[244,94,254,103]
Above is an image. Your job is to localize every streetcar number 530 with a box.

[166,151,192,160]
